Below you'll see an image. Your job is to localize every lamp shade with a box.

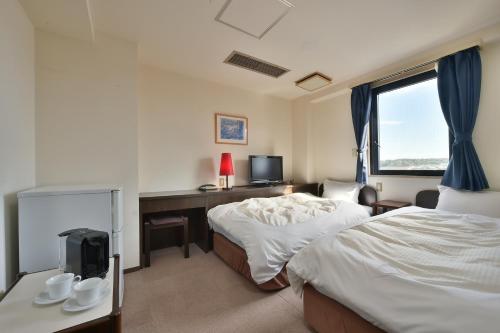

[219,153,234,176]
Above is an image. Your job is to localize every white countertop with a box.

[0,258,114,333]
[17,185,122,198]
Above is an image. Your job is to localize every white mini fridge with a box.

[18,185,124,305]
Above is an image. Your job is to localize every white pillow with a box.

[436,185,500,218]
[322,180,362,204]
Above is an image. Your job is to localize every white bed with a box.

[287,206,500,333]
[207,192,371,284]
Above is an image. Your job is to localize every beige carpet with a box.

[123,245,312,333]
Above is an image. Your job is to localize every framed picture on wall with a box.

[215,113,248,145]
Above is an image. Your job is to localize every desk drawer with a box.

[206,190,280,209]
[140,196,205,213]
[206,195,241,209]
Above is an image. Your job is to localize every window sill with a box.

[369,174,443,180]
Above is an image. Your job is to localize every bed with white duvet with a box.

[207,192,371,286]
[287,205,500,333]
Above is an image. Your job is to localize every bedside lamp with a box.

[219,153,234,190]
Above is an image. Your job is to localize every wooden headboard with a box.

[415,190,439,209]
[318,184,378,207]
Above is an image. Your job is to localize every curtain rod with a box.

[367,41,482,86]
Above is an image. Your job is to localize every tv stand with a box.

[249,183,276,188]
[138,183,318,268]
[248,181,285,187]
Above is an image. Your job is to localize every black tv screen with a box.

[249,155,283,184]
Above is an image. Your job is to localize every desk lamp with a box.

[219,153,234,190]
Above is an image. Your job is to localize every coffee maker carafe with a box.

[58,228,109,279]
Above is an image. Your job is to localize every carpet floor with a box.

[122,245,312,333]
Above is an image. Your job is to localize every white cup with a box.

[46,273,81,300]
[73,277,105,306]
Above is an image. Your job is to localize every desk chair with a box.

[144,216,189,267]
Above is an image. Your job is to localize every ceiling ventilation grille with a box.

[224,51,289,78]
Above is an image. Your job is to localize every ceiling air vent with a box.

[224,51,289,78]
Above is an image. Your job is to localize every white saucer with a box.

[62,280,110,312]
[34,280,80,305]
[34,289,73,305]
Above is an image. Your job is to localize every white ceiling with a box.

[19,0,95,42]
[20,0,500,100]
[215,0,293,39]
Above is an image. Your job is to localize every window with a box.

[369,71,450,176]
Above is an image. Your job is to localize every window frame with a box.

[369,70,451,177]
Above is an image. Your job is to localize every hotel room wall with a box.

[293,40,500,203]
[291,99,314,184]
[0,0,36,292]
[34,31,140,269]
[138,66,293,192]
[474,40,500,189]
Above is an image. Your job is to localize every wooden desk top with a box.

[139,189,205,199]
[139,184,310,199]
[0,258,115,333]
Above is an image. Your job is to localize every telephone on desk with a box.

[198,184,218,191]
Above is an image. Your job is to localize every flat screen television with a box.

[249,155,283,184]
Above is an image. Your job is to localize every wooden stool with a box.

[144,216,189,267]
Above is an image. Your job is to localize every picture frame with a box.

[215,113,248,145]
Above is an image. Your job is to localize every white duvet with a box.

[207,193,370,284]
[287,206,500,333]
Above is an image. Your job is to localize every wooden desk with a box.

[139,183,318,268]
[0,256,121,333]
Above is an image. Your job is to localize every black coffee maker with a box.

[58,228,109,279]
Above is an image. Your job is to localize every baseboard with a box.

[124,266,141,274]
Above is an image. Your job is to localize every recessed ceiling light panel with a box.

[295,72,332,91]
[215,0,294,39]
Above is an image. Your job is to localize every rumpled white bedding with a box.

[237,193,338,226]
[287,206,500,333]
[207,193,370,284]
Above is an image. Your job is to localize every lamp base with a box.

[223,175,231,190]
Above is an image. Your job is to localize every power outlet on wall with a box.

[376,182,383,192]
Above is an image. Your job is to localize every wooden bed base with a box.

[213,232,289,291]
[303,284,384,333]
[301,190,441,332]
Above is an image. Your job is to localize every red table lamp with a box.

[219,153,234,190]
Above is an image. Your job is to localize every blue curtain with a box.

[437,46,488,191]
[351,84,372,184]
